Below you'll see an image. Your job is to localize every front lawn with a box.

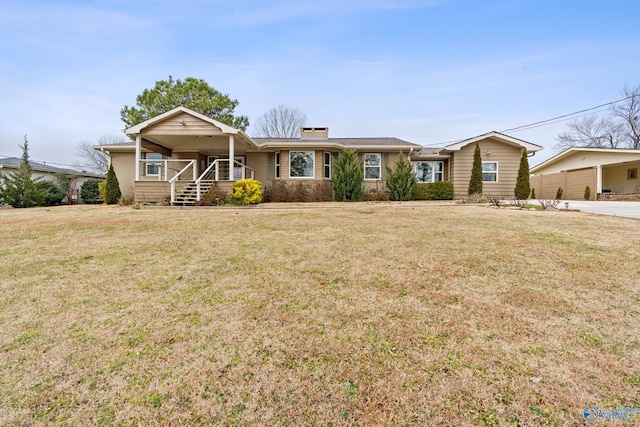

[1,204,638,425]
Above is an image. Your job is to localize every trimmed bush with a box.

[584,185,591,201]
[412,182,454,200]
[468,143,483,195]
[196,188,229,206]
[385,154,416,201]
[556,186,564,200]
[264,181,333,202]
[102,164,121,204]
[530,188,536,199]
[229,179,263,205]
[362,188,390,201]
[80,179,102,204]
[514,150,530,200]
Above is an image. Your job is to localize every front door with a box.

[233,156,246,180]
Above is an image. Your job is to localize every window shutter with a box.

[381,153,389,180]
[267,153,274,180]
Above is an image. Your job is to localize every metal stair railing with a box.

[169,160,196,204]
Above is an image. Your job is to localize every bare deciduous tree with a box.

[612,85,640,149]
[556,115,625,150]
[253,105,308,138]
[75,135,125,175]
[556,85,640,150]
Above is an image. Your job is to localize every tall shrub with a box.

[385,153,416,201]
[332,149,363,201]
[80,179,102,204]
[0,135,45,208]
[102,164,121,204]
[514,150,530,200]
[468,143,483,195]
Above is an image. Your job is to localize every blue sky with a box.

[1,0,639,169]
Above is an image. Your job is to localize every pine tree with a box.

[0,135,45,208]
[386,153,417,201]
[332,149,363,201]
[468,143,483,195]
[514,150,530,200]
[102,164,122,204]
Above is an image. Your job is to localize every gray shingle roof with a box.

[252,137,421,148]
[0,157,104,178]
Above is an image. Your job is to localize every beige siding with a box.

[566,169,597,200]
[533,168,596,200]
[540,172,566,199]
[530,175,541,198]
[134,181,170,203]
[451,139,522,198]
[142,112,224,135]
[110,152,136,198]
[247,152,269,183]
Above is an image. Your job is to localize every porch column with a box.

[135,135,141,181]
[596,164,602,194]
[228,135,235,181]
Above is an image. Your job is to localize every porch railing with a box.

[169,160,197,203]
[138,159,195,181]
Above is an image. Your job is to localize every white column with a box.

[135,135,141,181]
[228,135,235,181]
[596,165,602,195]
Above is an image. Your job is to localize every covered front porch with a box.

[125,107,259,204]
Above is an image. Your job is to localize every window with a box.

[146,153,162,176]
[275,151,280,179]
[289,151,314,178]
[482,161,498,182]
[413,161,444,183]
[364,153,381,180]
[324,152,332,179]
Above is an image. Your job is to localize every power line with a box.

[421,95,633,147]
[501,95,632,133]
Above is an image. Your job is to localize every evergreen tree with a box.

[468,143,483,195]
[102,164,122,204]
[332,149,364,201]
[385,153,417,201]
[81,179,103,204]
[514,150,530,199]
[0,135,45,208]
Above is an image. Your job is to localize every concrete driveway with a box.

[560,200,640,220]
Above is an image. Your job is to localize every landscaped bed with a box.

[1,203,638,425]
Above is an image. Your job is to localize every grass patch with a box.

[0,203,639,425]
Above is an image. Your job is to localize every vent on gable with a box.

[300,127,329,139]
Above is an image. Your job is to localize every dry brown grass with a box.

[1,203,639,426]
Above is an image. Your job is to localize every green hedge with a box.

[412,182,454,200]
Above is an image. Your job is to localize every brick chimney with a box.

[300,127,329,139]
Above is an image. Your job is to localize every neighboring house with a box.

[530,147,640,200]
[96,106,542,204]
[0,157,104,203]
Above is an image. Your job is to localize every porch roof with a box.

[123,106,259,152]
[531,147,640,174]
